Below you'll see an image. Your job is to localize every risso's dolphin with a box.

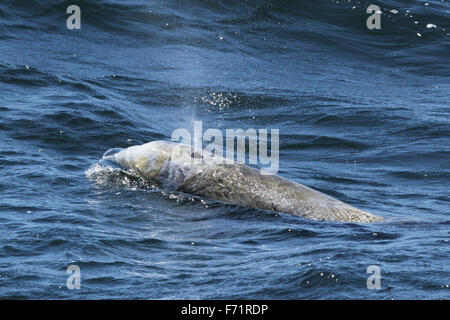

[99,140,383,223]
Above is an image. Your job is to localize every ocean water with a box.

[0,0,449,299]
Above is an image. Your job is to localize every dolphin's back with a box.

[181,163,382,222]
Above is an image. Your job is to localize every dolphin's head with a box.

[106,141,203,188]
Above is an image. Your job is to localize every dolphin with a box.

[99,140,383,223]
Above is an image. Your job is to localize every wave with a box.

[1,0,448,76]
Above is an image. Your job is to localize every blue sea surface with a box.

[0,0,449,299]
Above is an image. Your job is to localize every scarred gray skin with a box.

[106,141,383,223]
